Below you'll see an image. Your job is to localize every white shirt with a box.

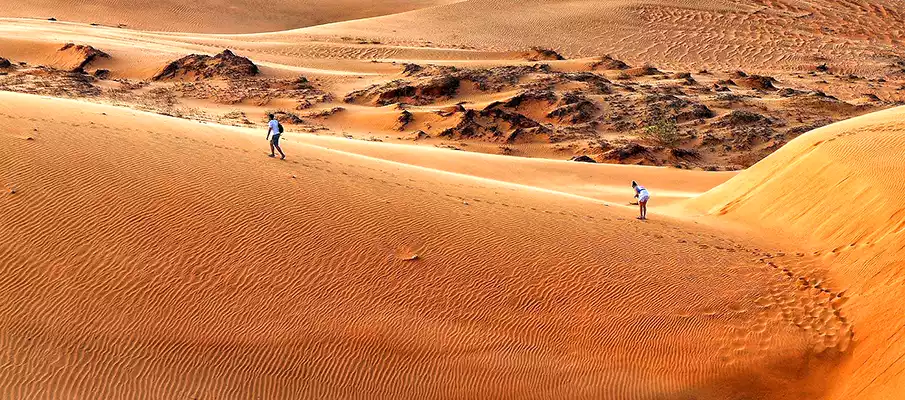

[269,119,280,135]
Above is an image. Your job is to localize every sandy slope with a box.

[290,134,736,205]
[0,0,460,33]
[0,92,849,399]
[686,105,905,399]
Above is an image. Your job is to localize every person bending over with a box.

[632,180,650,220]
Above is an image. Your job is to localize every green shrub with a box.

[641,118,681,148]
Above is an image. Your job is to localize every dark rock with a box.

[93,69,110,79]
[59,43,110,73]
[675,104,714,122]
[502,90,557,108]
[570,155,597,163]
[603,143,649,161]
[716,110,771,126]
[403,63,424,75]
[778,88,803,97]
[626,64,662,77]
[396,110,413,130]
[737,75,777,91]
[270,111,303,124]
[589,55,630,70]
[546,92,598,124]
[670,148,700,159]
[439,108,550,143]
[153,49,259,81]
[523,47,565,61]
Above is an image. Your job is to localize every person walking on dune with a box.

[266,114,286,160]
[632,180,650,220]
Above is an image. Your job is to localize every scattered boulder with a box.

[546,92,598,124]
[716,110,772,126]
[439,108,550,143]
[269,110,303,124]
[458,64,550,91]
[670,72,696,85]
[348,65,552,106]
[675,103,714,122]
[153,49,259,81]
[778,87,804,97]
[402,63,457,77]
[589,55,629,71]
[669,148,700,159]
[303,107,345,118]
[0,58,11,69]
[501,90,557,108]
[396,110,413,130]
[523,47,564,61]
[403,63,424,76]
[602,143,650,162]
[626,64,662,77]
[737,75,777,91]
[558,72,612,93]
[93,69,110,79]
[570,155,597,163]
[345,76,460,106]
[815,63,830,72]
[57,43,110,73]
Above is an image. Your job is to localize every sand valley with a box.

[2,1,905,399]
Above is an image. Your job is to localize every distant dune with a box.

[0,0,460,33]
[303,0,905,73]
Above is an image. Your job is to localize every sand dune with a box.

[0,0,460,33]
[2,0,905,397]
[304,0,905,73]
[0,92,853,399]
[686,105,905,399]
[290,134,736,205]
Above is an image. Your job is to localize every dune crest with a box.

[687,106,905,399]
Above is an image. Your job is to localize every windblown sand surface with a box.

[0,91,861,399]
[2,0,905,398]
[304,0,905,74]
[686,106,905,399]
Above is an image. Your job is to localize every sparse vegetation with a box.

[640,118,681,148]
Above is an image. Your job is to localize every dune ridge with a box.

[686,105,905,399]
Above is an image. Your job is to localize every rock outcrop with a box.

[153,49,259,81]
